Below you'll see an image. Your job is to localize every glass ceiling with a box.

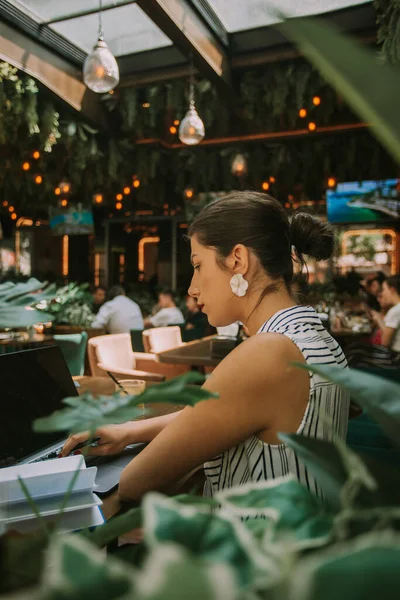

[7,1,172,55]
[7,0,373,56]
[208,0,373,32]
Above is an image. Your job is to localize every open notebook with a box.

[0,455,104,533]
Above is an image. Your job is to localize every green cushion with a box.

[53,332,88,377]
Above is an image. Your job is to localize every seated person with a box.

[92,286,106,314]
[183,295,209,341]
[144,288,184,328]
[371,275,400,354]
[361,274,385,312]
[92,285,144,334]
[61,191,349,504]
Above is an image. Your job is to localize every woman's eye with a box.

[193,264,200,271]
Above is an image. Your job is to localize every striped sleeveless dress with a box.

[203,305,349,498]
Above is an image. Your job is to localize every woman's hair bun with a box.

[290,213,334,261]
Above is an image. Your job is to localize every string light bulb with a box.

[184,188,194,199]
[22,162,30,171]
[11,212,17,220]
[313,96,321,106]
[269,176,276,183]
[116,193,123,201]
[123,187,130,195]
[262,181,270,191]
[9,206,14,212]
[54,187,61,196]
[299,108,307,118]
[169,126,177,134]
[173,120,180,126]
[93,194,103,204]
[83,0,119,93]
[61,199,68,207]
[116,202,122,210]
[308,122,316,132]
[328,177,336,188]
[33,151,40,160]
[133,179,140,189]
[2,201,8,207]
[35,175,43,184]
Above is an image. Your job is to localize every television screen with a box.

[327,179,400,223]
[49,205,94,235]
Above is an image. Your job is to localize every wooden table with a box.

[0,332,54,352]
[158,336,236,368]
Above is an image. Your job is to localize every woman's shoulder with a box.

[214,331,305,385]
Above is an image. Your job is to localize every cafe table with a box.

[157,335,237,369]
[0,331,55,352]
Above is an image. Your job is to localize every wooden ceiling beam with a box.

[135,0,240,113]
[0,20,105,126]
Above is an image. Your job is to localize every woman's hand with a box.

[59,423,132,458]
[370,310,384,328]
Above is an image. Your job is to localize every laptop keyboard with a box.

[30,448,63,463]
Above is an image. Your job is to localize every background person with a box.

[92,285,144,334]
[92,286,106,314]
[144,288,184,328]
[371,275,400,352]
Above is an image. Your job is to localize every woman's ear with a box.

[226,244,249,274]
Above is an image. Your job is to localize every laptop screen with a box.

[0,346,78,465]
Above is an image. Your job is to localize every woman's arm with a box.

[118,333,309,501]
[371,310,397,348]
[381,327,396,348]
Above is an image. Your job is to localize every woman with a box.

[61,192,349,501]
[371,275,400,352]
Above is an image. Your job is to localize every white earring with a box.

[230,273,248,297]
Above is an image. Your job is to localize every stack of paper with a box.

[0,456,104,533]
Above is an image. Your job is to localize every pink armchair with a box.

[88,334,165,384]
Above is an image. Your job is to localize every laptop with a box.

[0,346,145,496]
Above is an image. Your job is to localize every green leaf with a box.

[289,531,400,600]
[277,16,400,163]
[143,493,269,588]
[42,534,136,600]
[295,364,400,447]
[34,372,217,434]
[279,432,400,511]
[82,506,142,548]
[134,543,237,600]
[216,476,334,549]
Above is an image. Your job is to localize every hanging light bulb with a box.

[231,153,248,177]
[83,0,119,93]
[179,57,205,146]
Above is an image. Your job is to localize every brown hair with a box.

[188,191,333,287]
[386,275,400,295]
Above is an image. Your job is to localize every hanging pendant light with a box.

[179,57,205,146]
[231,153,248,177]
[83,0,119,93]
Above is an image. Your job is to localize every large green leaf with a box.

[216,475,334,550]
[295,364,400,447]
[277,16,400,163]
[34,372,217,434]
[289,531,400,600]
[143,493,271,589]
[134,543,237,600]
[279,433,400,511]
[41,534,136,600]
